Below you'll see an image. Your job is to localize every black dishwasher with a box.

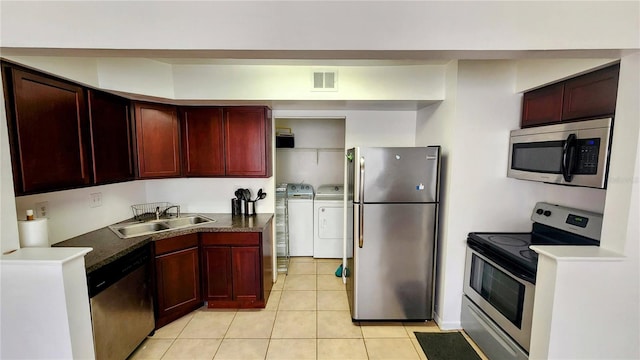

[87,244,155,360]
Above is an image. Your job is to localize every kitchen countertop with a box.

[54,213,274,274]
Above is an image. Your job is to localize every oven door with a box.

[507,117,612,189]
[463,246,535,352]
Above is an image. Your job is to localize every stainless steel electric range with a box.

[462,202,603,360]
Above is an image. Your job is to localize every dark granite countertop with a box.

[54,213,274,274]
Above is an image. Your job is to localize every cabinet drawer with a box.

[155,233,199,256]
[201,232,260,246]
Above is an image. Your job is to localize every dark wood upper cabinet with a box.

[224,107,272,177]
[133,102,181,178]
[180,107,225,176]
[562,64,620,121]
[521,64,620,128]
[3,66,91,194]
[521,82,564,128]
[88,90,134,184]
[3,61,274,194]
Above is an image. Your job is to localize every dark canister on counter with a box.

[231,198,241,216]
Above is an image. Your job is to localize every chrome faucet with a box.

[160,205,181,218]
[155,206,161,220]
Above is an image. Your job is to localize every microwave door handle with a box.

[562,133,578,182]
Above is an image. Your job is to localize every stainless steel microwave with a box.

[508,118,613,189]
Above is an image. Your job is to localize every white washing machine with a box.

[313,184,344,258]
[286,183,314,257]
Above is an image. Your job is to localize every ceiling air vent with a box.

[311,68,338,91]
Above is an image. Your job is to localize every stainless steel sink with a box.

[109,215,216,239]
[164,216,212,228]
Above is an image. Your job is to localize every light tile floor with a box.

[129,257,488,360]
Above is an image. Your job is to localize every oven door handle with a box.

[562,133,578,182]
[467,241,537,284]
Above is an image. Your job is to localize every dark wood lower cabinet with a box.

[154,234,202,329]
[202,246,233,302]
[201,227,272,309]
[232,247,261,303]
[201,243,264,308]
[153,223,273,326]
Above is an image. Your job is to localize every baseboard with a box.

[433,311,462,330]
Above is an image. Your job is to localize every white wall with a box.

[0,56,100,87]
[600,52,640,254]
[96,58,175,99]
[143,177,275,215]
[14,182,147,245]
[173,64,445,101]
[515,58,619,92]
[273,109,417,148]
[416,60,458,323]
[1,2,638,51]
[0,78,20,253]
[275,118,345,189]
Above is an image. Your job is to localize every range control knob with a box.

[536,209,544,215]
[543,210,552,217]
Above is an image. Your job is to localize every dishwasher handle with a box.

[87,244,151,298]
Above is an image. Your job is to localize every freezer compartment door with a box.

[352,203,436,320]
[359,147,440,203]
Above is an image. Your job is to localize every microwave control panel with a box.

[575,138,600,174]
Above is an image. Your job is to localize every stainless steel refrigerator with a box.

[346,146,440,321]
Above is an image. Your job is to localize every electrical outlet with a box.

[35,201,49,218]
[89,192,103,208]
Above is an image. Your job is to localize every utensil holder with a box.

[245,200,256,216]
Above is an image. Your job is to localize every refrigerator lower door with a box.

[351,203,436,320]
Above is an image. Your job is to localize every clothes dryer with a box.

[313,184,344,258]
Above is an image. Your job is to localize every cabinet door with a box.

[224,107,272,177]
[155,246,201,328]
[562,64,620,121]
[134,102,181,178]
[232,246,262,302]
[88,90,134,184]
[202,246,233,302]
[521,82,564,128]
[6,67,91,194]
[180,107,225,176]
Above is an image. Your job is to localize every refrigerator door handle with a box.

[359,205,364,248]
[359,157,365,248]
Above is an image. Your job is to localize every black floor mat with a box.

[414,332,482,360]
